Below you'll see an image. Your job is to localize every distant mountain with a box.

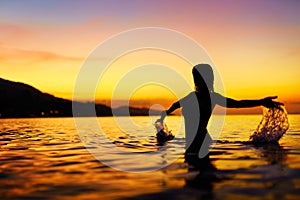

[0,78,160,118]
[112,106,161,116]
[0,78,111,118]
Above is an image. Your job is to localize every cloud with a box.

[0,23,32,46]
[0,45,83,64]
[0,23,29,35]
[289,101,300,105]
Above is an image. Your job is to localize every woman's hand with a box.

[156,110,167,123]
[261,96,283,108]
[155,118,163,123]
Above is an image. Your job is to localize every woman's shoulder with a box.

[211,91,226,98]
[180,91,225,101]
[211,92,227,105]
[180,91,196,102]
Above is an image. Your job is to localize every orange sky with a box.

[0,1,300,113]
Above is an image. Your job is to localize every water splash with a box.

[249,106,289,143]
[154,122,174,144]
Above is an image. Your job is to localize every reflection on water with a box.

[1,115,300,199]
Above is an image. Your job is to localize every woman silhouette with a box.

[157,64,282,161]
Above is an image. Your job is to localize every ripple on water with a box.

[1,116,300,199]
[51,161,83,167]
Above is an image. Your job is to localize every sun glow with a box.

[0,1,299,113]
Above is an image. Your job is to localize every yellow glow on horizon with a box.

[1,45,299,114]
[95,49,194,102]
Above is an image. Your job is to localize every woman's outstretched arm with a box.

[214,93,283,108]
[157,101,180,122]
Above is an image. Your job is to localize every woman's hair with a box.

[192,64,214,92]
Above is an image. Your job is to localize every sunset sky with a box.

[1,0,299,113]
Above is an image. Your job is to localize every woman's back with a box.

[181,91,213,129]
[180,91,214,155]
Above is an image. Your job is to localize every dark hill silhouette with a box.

[0,78,160,118]
[113,106,161,116]
[0,78,111,118]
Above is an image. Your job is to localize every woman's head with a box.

[192,64,214,92]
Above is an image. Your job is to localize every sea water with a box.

[1,115,300,199]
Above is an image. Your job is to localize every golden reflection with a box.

[1,117,300,199]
